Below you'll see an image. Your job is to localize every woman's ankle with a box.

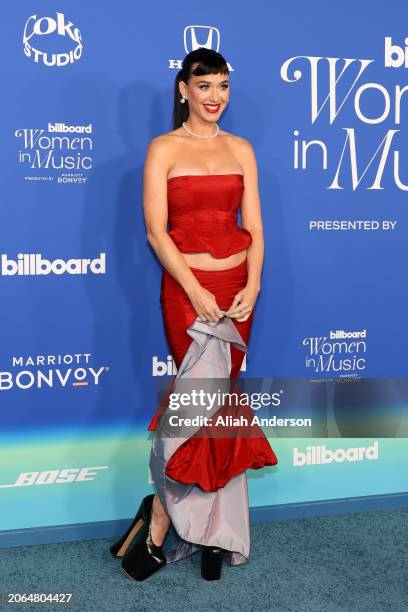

[150,495,171,546]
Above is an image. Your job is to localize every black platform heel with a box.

[110,494,154,558]
[121,495,167,581]
[201,546,224,581]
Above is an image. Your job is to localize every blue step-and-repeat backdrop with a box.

[1,1,407,541]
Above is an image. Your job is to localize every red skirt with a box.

[148,258,278,491]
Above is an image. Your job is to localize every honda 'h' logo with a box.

[184,25,220,53]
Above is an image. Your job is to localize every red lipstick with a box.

[203,104,221,113]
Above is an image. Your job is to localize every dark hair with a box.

[172,48,229,130]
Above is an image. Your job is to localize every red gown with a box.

[148,174,278,492]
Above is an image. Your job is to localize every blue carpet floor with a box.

[0,507,407,612]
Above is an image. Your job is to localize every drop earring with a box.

[180,96,187,104]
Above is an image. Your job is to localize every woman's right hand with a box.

[187,285,225,322]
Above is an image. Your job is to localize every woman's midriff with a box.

[181,249,247,271]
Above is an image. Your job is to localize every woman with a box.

[110,48,278,581]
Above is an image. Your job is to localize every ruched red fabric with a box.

[167,173,252,258]
[148,258,278,492]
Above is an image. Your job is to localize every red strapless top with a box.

[167,173,252,258]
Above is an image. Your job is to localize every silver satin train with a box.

[148,315,250,566]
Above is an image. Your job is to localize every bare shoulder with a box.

[150,128,186,144]
[221,131,255,159]
[146,131,176,151]
[151,128,185,144]
[144,131,180,171]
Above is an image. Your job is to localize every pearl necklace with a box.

[182,121,219,139]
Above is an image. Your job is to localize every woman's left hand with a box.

[223,284,260,322]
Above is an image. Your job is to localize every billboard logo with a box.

[48,123,92,134]
[23,12,83,67]
[293,441,379,466]
[1,253,106,276]
[384,36,408,68]
[15,122,93,183]
[303,328,367,374]
[152,353,246,376]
